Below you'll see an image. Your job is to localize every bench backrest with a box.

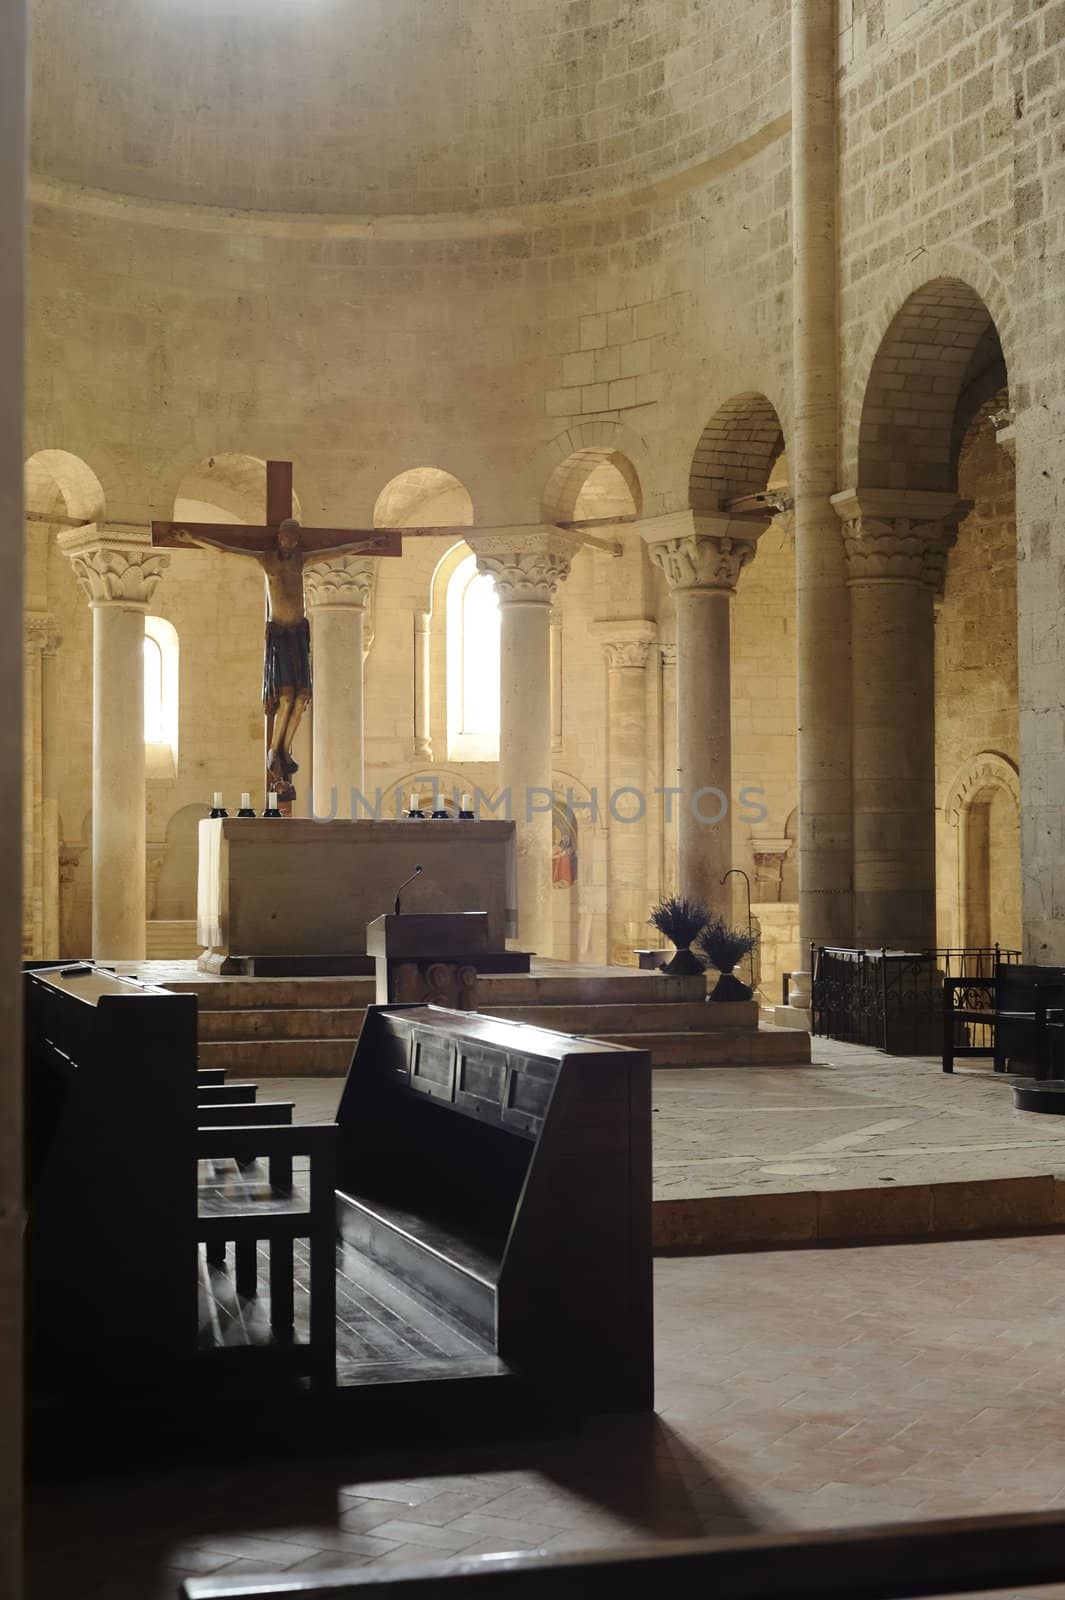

[995,963,1065,1011]
[336,1004,654,1413]
[24,965,199,1376]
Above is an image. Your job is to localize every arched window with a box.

[143,635,165,743]
[144,615,179,776]
[446,554,500,762]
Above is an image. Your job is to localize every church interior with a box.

[8,0,1065,1596]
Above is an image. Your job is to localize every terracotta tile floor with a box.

[28,1236,1065,1600]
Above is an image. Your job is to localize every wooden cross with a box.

[151,460,403,814]
[151,459,403,561]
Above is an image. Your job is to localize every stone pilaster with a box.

[832,488,968,950]
[60,527,168,959]
[641,510,768,910]
[469,528,582,954]
[304,555,375,816]
[792,0,852,965]
[594,620,657,965]
[23,614,60,957]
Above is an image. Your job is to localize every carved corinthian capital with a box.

[58,527,169,609]
[831,489,969,590]
[638,509,766,594]
[468,529,583,605]
[592,618,657,670]
[303,555,375,611]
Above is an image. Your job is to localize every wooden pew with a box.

[24,964,337,1407]
[335,1004,653,1415]
[943,961,1065,1075]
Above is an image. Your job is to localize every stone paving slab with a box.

[271,1037,1065,1249]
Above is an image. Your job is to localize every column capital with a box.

[303,553,375,611]
[24,611,60,656]
[831,488,970,589]
[467,527,583,605]
[639,509,768,594]
[591,618,657,669]
[59,525,168,610]
[660,642,677,668]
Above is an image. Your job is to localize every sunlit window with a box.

[144,635,164,743]
[447,554,500,761]
[144,616,179,773]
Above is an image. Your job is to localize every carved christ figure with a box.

[152,462,401,805]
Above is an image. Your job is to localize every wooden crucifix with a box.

[152,461,402,814]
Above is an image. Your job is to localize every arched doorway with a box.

[944,754,1021,952]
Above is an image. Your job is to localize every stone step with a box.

[168,977,377,1011]
[198,1038,355,1076]
[198,1007,365,1041]
[475,972,707,1005]
[596,1028,812,1067]
[479,1001,756,1034]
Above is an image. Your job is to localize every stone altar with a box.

[197,819,517,971]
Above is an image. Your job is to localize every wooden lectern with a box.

[366,912,490,1007]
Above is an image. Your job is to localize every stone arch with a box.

[155,802,210,921]
[844,249,1014,488]
[688,392,786,513]
[541,446,642,524]
[536,422,650,522]
[943,752,1021,950]
[373,468,473,529]
[25,449,106,525]
[172,453,302,524]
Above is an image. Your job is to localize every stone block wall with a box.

[25,0,1061,964]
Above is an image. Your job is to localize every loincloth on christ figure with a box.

[263,618,312,710]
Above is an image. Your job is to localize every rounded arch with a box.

[944,750,1020,828]
[535,421,651,522]
[943,752,1021,952]
[541,446,643,523]
[25,449,106,525]
[172,453,302,524]
[844,249,1014,486]
[688,393,786,514]
[373,468,473,529]
[155,802,211,921]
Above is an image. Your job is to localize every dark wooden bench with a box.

[24,963,337,1403]
[943,962,1065,1075]
[335,1003,653,1414]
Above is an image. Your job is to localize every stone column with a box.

[60,529,168,960]
[832,488,966,949]
[22,615,60,957]
[304,555,375,817]
[469,529,581,955]
[792,0,852,958]
[641,511,766,910]
[660,642,678,895]
[594,621,657,965]
[413,610,433,761]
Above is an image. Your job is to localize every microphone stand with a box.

[394,865,423,916]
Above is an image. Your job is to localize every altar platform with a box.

[116,958,811,1075]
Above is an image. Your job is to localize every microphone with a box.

[394,864,423,916]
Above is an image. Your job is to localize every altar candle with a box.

[462,794,473,813]
[241,793,251,810]
[212,791,223,808]
[409,792,419,812]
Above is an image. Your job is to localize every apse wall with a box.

[31,0,789,213]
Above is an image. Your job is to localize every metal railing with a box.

[811,945,1021,1055]
[183,1506,1065,1600]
